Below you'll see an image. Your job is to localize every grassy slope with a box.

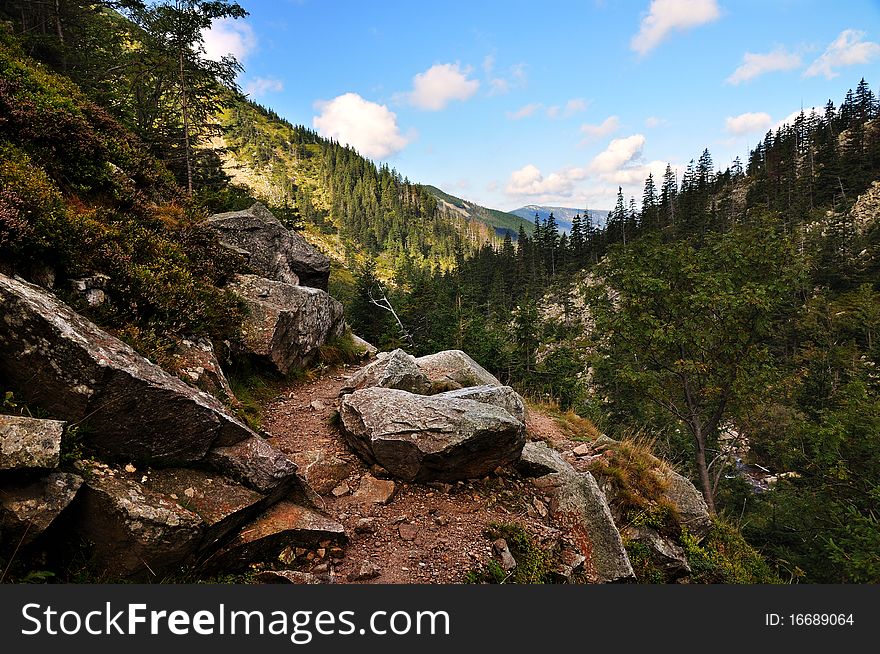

[426,185,534,237]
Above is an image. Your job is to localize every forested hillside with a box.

[349,80,880,583]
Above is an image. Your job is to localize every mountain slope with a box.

[511,205,609,232]
[426,185,534,238]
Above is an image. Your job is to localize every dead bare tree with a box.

[367,283,413,346]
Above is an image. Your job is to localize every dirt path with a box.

[262,365,558,584]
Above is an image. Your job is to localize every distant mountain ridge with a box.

[426,186,534,238]
[511,205,610,233]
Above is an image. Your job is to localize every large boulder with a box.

[203,202,331,290]
[229,274,344,376]
[75,464,204,580]
[340,348,430,396]
[414,350,501,391]
[533,471,634,583]
[0,274,255,464]
[435,385,526,423]
[339,387,526,482]
[661,469,712,540]
[516,440,573,478]
[0,472,83,550]
[0,415,65,471]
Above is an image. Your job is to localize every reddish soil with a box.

[261,364,559,584]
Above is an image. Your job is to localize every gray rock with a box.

[493,538,517,571]
[572,443,592,456]
[351,474,396,504]
[203,202,331,290]
[622,525,691,579]
[534,471,634,583]
[354,517,376,534]
[206,436,316,505]
[229,275,345,375]
[142,468,266,553]
[516,441,574,478]
[0,472,83,549]
[171,338,238,406]
[286,450,353,496]
[70,274,109,307]
[340,349,430,396]
[554,548,587,583]
[0,274,254,464]
[0,415,65,470]
[414,350,501,391]
[339,387,526,482]
[207,501,346,571]
[76,465,204,580]
[435,385,526,423]
[662,469,712,540]
[351,335,378,357]
[351,560,381,581]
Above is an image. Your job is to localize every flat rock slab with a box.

[76,464,203,580]
[0,274,254,464]
[435,385,526,423]
[0,472,83,549]
[288,450,353,496]
[208,501,345,570]
[534,471,634,583]
[207,435,315,505]
[142,468,266,552]
[340,349,429,396]
[516,441,574,478]
[340,387,525,482]
[229,275,344,376]
[351,475,396,504]
[255,570,327,584]
[203,202,330,290]
[0,415,65,470]
[414,350,501,391]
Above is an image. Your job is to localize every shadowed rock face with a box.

[203,202,331,290]
[0,472,83,549]
[661,469,712,540]
[229,274,344,376]
[0,415,65,470]
[0,274,254,464]
[516,441,574,478]
[339,348,430,396]
[339,387,526,482]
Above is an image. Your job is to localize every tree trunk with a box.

[179,48,193,196]
[693,425,717,515]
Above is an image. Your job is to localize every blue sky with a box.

[203,0,880,211]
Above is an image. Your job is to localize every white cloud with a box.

[488,62,528,96]
[580,116,620,142]
[773,107,820,132]
[631,0,721,56]
[505,164,587,197]
[404,63,480,110]
[644,116,667,128]
[726,46,802,84]
[245,77,284,98]
[803,29,880,79]
[590,134,646,174]
[602,160,672,185]
[546,98,589,119]
[202,18,256,62]
[507,103,543,120]
[312,93,411,159]
[725,111,772,136]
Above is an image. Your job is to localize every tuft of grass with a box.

[318,330,364,367]
[465,523,556,584]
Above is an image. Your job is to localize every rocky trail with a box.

[262,364,554,584]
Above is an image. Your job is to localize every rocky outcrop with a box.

[351,335,378,357]
[622,525,691,578]
[0,274,254,464]
[0,415,65,470]
[661,469,712,540]
[435,385,526,423]
[340,348,430,396]
[229,274,344,376]
[339,387,526,482]
[207,501,346,571]
[850,180,880,234]
[171,338,238,406]
[75,464,204,580]
[516,440,573,478]
[206,435,315,505]
[69,274,109,308]
[533,471,634,583]
[203,202,331,290]
[415,350,501,391]
[0,472,83,549]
